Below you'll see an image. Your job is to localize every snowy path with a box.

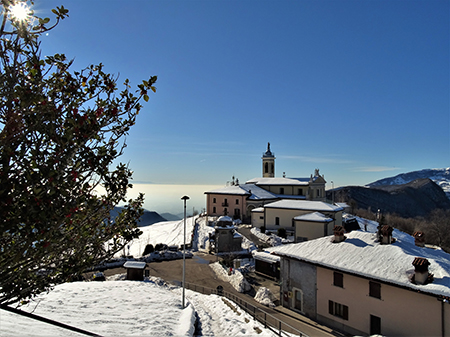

[183,289,277,337]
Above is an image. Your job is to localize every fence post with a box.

[264,312,267,328]
[279,321,282,336]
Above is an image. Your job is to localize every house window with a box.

[275,217,280,226]
[213,207,216,213]
[370,315,381,335]
[222,198,228,207]
[223,208,228,215]
[259,216,264,220]
[329,300,348,320]
[213,198,216,203]
[236,199,239,205]
[234,209,240,217]
[369,281,381,299]
[333,272,343,288]
[280,187,284,194]
[298,188,303,196]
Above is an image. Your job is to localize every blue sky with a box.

[36,0,448,191]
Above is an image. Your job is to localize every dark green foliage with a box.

[277,227,287,239]
[0,1,157,305]
[155,243,167,251]
[142,244,154,256]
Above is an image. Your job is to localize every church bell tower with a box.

[262,142,275,178]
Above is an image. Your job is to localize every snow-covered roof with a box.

[335,202,349,209]
[294,212,333,222]
[272,231,450,298]
[253,251,280,263]
[238,184,278,200]
[246,177,310,186]
[217,215,233,222]
[205,185,251,195]
[205,184,277,200]
[252,207,264,213]
[265,199,343,212]
[123,261,147,269]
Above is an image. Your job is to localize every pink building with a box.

[273,231,450,336]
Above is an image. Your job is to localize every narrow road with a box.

[104,253,344,337]
[236,225,268,247]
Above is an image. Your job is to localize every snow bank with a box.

[250,227,293,246]
[2,276,284,337]
[2,281,194,337]
[194,216,215,251]
[254,287,276,307]
[210,262,251,293]
[175,303,196,337]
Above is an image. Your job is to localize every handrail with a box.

[183,281,308,337]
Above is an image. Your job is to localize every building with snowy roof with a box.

[272,230,450,337]
[205,143,327,222]
[252,251,280,280]
[252,199,343,242]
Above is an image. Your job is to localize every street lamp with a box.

[331,181,334,204]
[181,195,190,308]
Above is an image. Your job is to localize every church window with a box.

[236,199,239,205]
[213,207,216,213]
[213,198,216,203]
[265,162,269,173]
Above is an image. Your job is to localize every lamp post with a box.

[181,195,190,308]
[331,181,334,204]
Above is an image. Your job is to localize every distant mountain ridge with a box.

[367,168,450,200]
[110,207,168,227]
[329,178,450,218]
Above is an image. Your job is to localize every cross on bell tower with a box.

[262,142,275,178]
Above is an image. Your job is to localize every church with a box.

[204,143,328,223]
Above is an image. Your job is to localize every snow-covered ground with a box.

[121,216,198,257]
[250,227,294,246]
[2,277,281,337]
[210,262,252,293]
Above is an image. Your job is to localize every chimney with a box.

[333,225,345,243]
[412,257,431,285]
[413,231,425,247]
[380,225,394,244]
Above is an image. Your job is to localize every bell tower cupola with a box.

[262,142,275,178]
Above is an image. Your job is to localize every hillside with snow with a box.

[367,167,450,200]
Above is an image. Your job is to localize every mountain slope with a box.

[329,178,450,218]
[160,213,182,221]
[110,207,167,227]
[367,168,450,200]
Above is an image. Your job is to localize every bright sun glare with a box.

[9,2,30,21]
